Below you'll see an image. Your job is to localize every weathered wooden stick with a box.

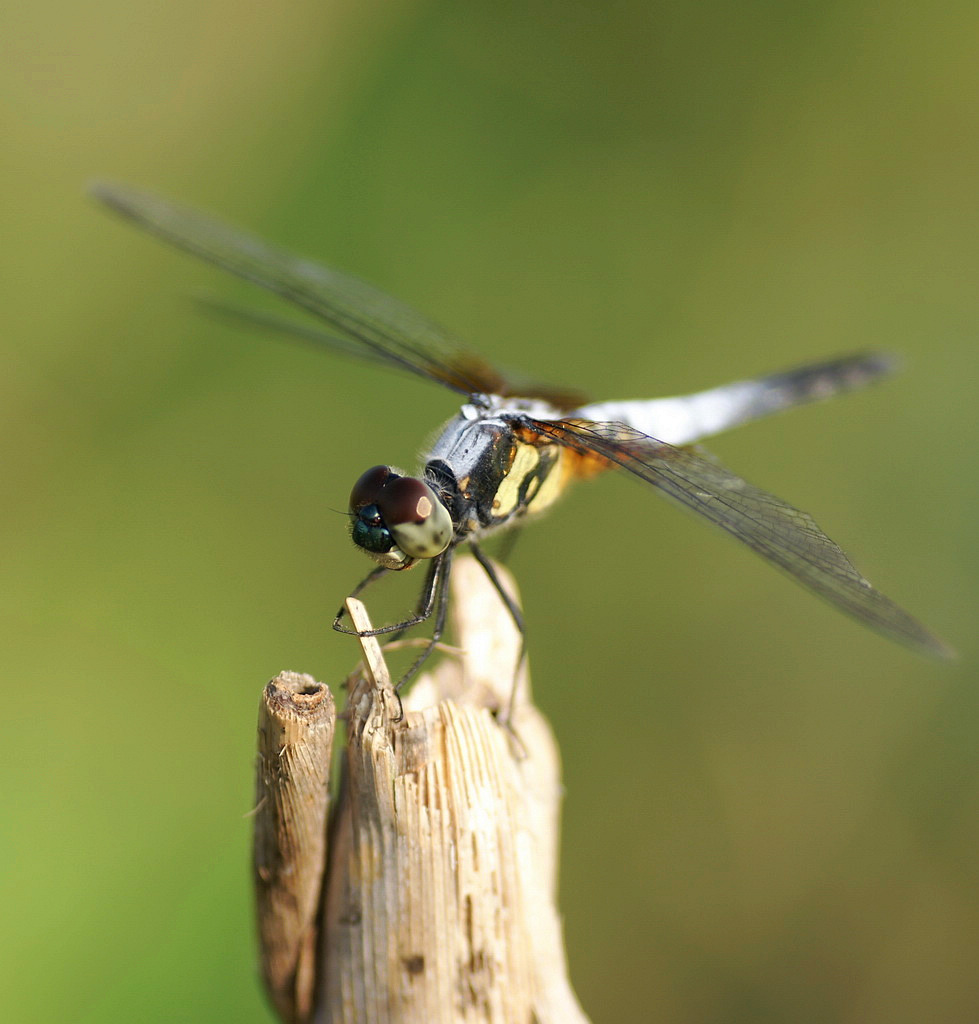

[254,671,336,1023]
[317,557,587,1023]
[254,556,588,1023]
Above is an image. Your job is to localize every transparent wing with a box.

[532,417,952,658]
[93,182,512,397]
[193,297,394,368]
[192,295,590,409]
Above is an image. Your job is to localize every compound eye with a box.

[349,465,396,512]
[380,477,453,560]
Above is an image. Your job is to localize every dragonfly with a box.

[93,183,952,699]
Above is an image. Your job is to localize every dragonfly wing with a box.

[92,182,506,396]
[532,417,952,658]
[575,352,897,446]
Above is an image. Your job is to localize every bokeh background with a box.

[3,2,977,1021]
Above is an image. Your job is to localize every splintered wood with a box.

[253,556,589,1024]
[254,672,336,1023]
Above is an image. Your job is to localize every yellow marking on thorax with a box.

[523,447,570,516]
[491,442,541,520]
[489,424,615,525]
[491,438,603,523]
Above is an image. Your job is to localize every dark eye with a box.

[376,477,438,525]
[381,478,453,559]
[347,467,452,563]
[351,507,394,554]
[349,465,396,512]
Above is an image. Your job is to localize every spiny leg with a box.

[469,540,526,724]
[333,564,388,632]
[333,555,451,721]
[333,557,442,638]
[394,547,455,694]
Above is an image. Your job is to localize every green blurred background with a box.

[3,1,977,1021]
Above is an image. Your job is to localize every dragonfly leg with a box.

[468,540,526,725]
[333,556,444,638]
[392,546,455,695]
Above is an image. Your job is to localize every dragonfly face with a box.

[92,182,953,691]
[348,464,453,569]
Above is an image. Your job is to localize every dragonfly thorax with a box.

[349,465,453,570]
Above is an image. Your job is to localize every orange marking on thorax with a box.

[512,421,611,487]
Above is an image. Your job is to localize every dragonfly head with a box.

[348,465,453,570]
